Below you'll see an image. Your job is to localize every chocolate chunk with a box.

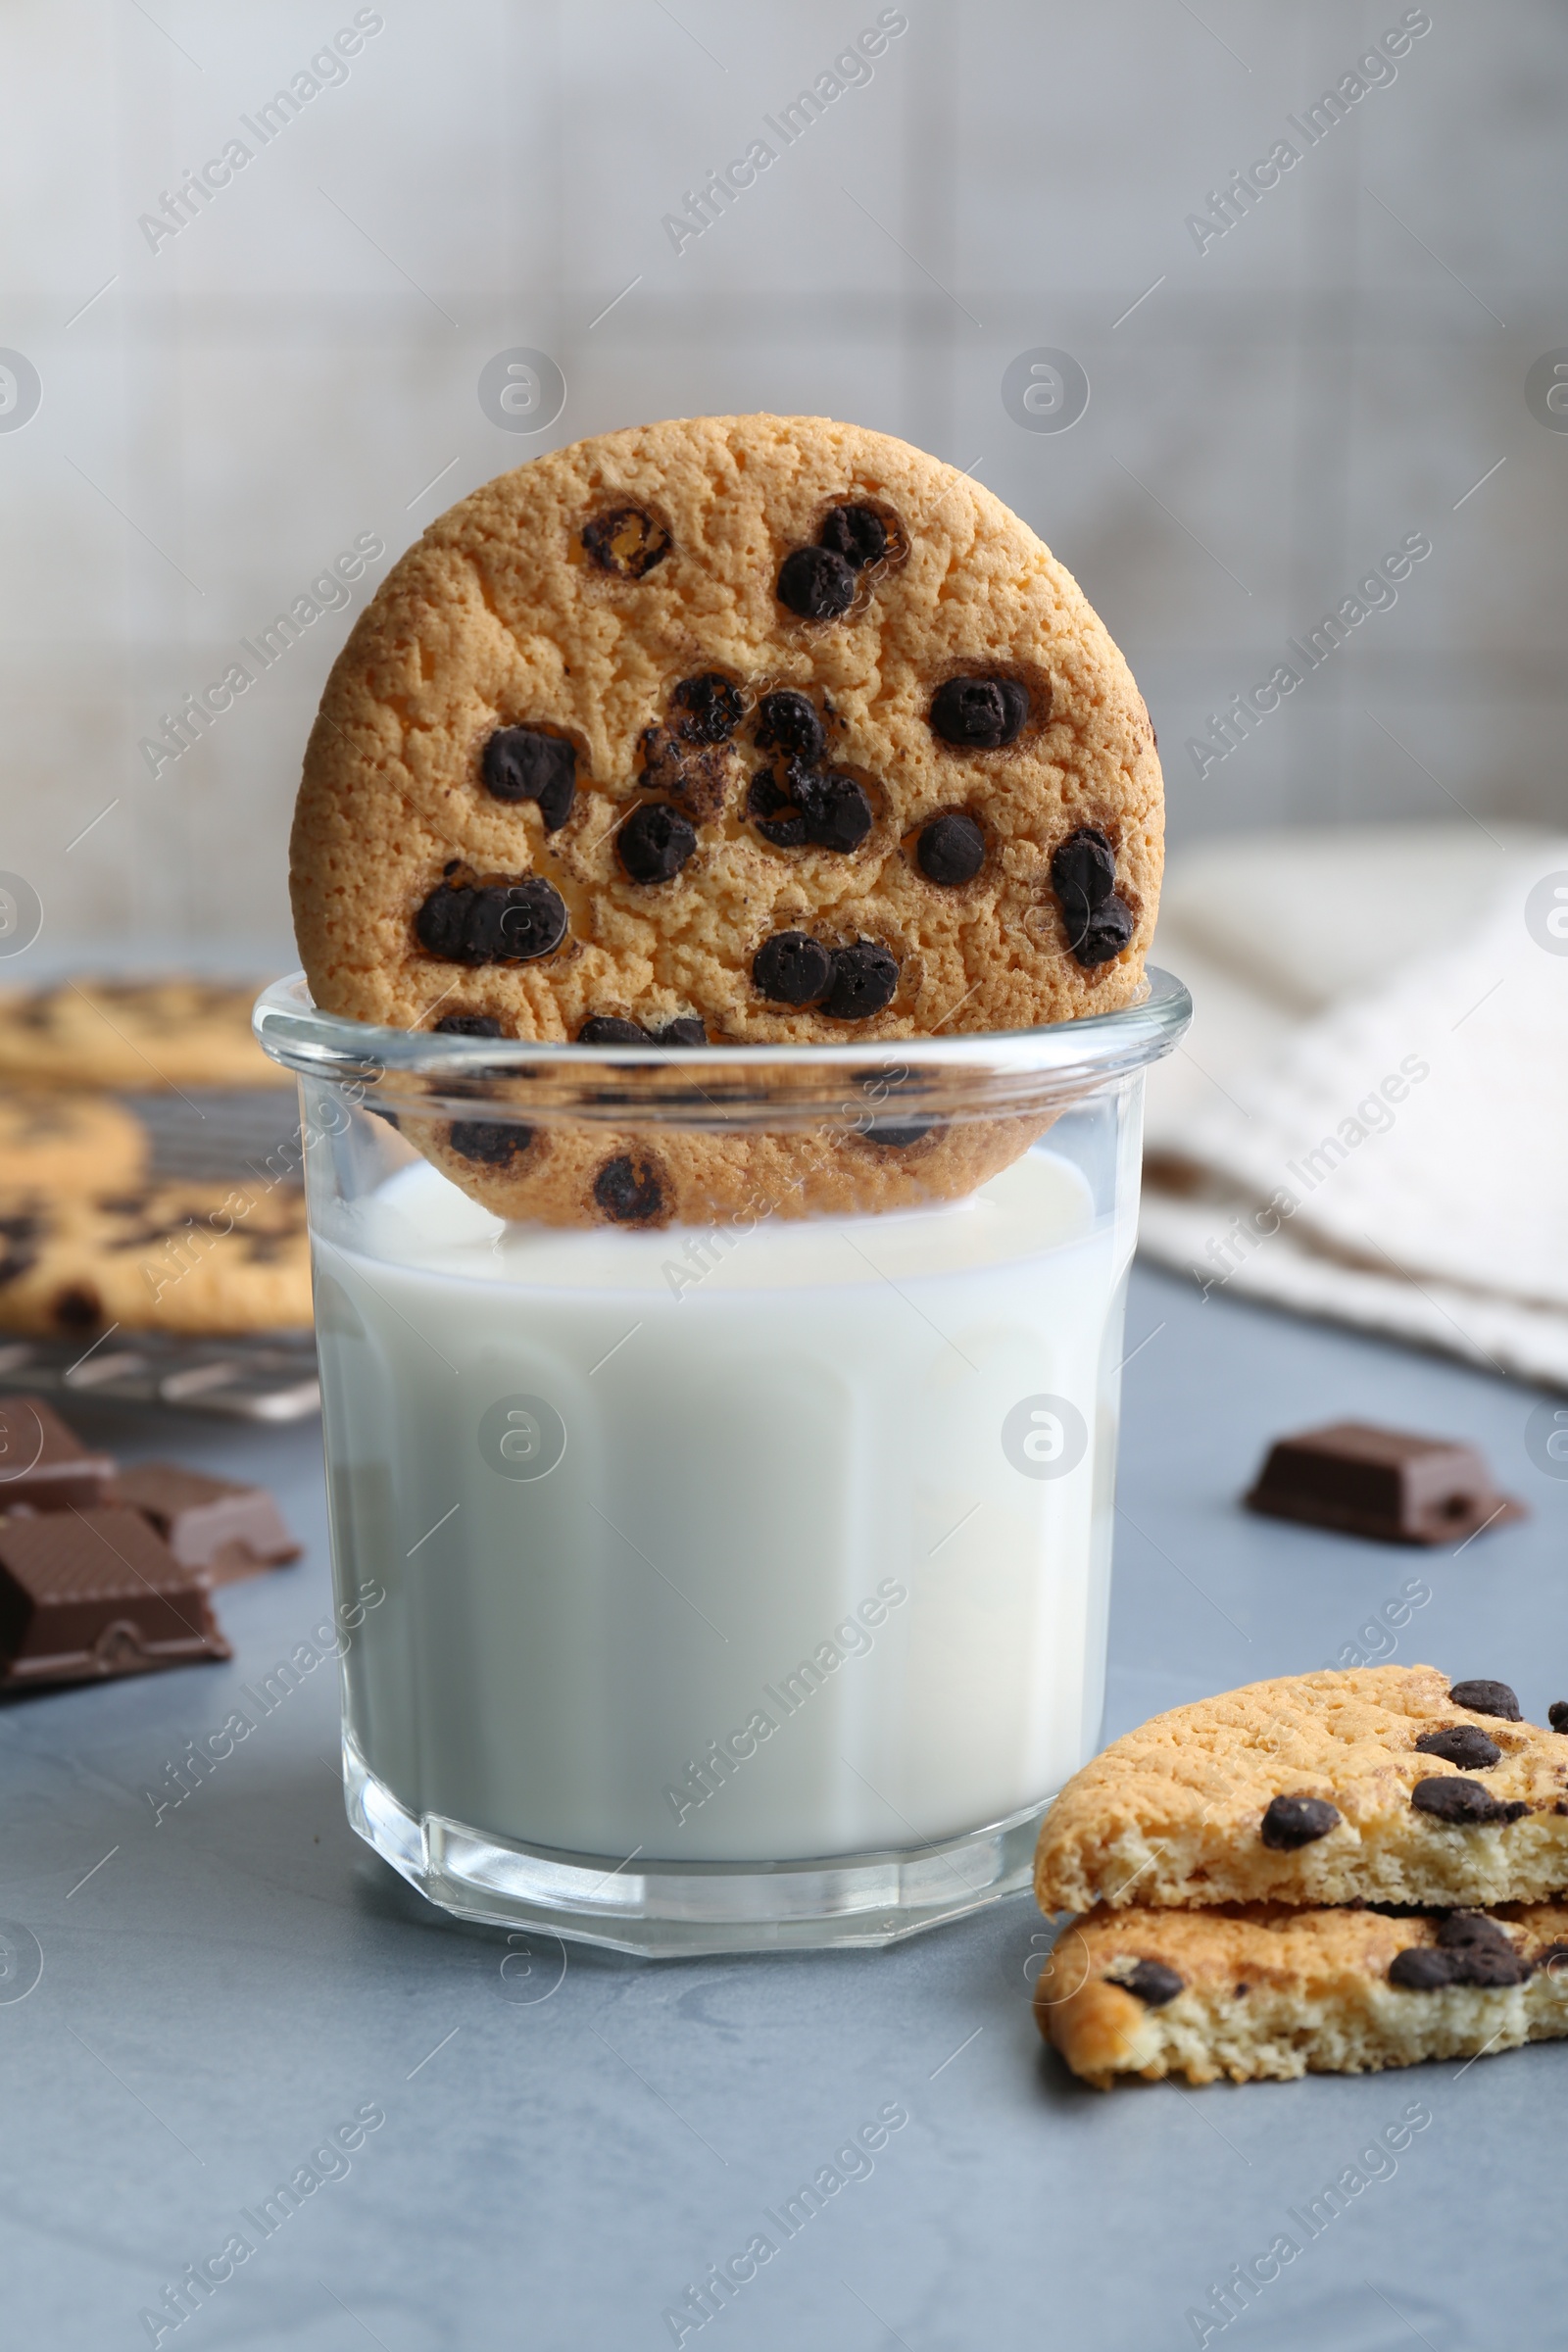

[617,803,697,885]
[1416,1725,1502,1770]
[581,504,670,580]
[929,676,1029,749]
[916,811,985,886]
[753,932,831,1006]
[1244,1421,1523,1546]
[578,1016,647,1046]
[824,941,899,1022]
[481,728,576,830]
[0,1507,229,1689]
[1551,1702,1568,1734]
[670,673,744,745]
[593,1155,662,1224]
[1060,891,1136,968]
[1260,1793,1342,1849]
[1119,1959,1183,2007]
[0,1396,115,1511]
[794,769,873,854]
[110,1462,299,1586]
[1051,826,1117,909]
[433,1013,507,1038]
[650,1017,708,1047]
[1449,1679,1521,1721]
[818,504,887,570]
[777,544,856,620]
[450,1119,531,1167]
[755,691,825,763]
[416,877,568,965]
[1411,1775,1526,1826]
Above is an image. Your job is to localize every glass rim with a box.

[254,967,1191,1129]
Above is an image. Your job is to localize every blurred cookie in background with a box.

[0,1092,148,1192]
[0,977,285,1089]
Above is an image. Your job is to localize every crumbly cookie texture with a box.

[0,1184,311,1335]
[290,414,1162,1047]
[1034,1666,1568,1915]
[1036,1898,1568,2086]
[0,979,284,1089]
[0,1092,147,1193]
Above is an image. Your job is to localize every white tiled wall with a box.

[2,0,1563,963]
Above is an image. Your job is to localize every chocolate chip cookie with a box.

[1038,1898,1568,2086]
[0,1183,311,1336]
[1035,1665,1568,1916]
[0,1092,147,1193]
[291,414,1162,1222]
[0,979,284,1090]
[294,415,1160,1046]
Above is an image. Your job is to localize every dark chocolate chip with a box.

[481,728,576,830]
[433,1013,507,1038]
[593,1155,662,1224]
[449,1120,531,1168]
[929,675,1029,749]
[861,1117,937,1149]
[1051,825,1117,910]
[415,878,568,966]
[1260,1793,1342,1849]
[794,769,873,854]
[0,1215,38,1286]
[581,505,671,580]
[650,1017,708,1047]
[777,544,856,620]
[755,691,825,763]
[1449,1679,1521,1721]
[1410,1775,1524,1826]
[916,811,985,886]
[1415,1725,1502,1771]
[52,1286,104,1331]
[753,932,832,1006]
[617,803,697,885]
[749,768,808,848]
[1437,1910,1517,1953]
[1119,1959,1184,2007]
[818,504,888,570]
[1062,892,1137,969]
[670,673,744,745]
[1393,1914,1535,1987]
[577,1016,647,1045]
[1389,1945,1459,1990]
[1551,1702,1568,1734]
[824,941,899,1022]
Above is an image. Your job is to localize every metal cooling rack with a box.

[0,1330,319,1423]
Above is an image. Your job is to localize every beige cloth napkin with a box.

[1139,824,1568,1389]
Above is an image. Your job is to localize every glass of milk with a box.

[256,970,1190,1955]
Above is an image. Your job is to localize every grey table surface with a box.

[5,1263,1563,2352]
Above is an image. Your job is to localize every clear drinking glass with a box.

[256,969,1190,1956]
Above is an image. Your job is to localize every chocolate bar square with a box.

[0,1395,115,1511]
[111,1461,300,1586]
[1245,1420,1524,1546]
[0,1506,230,1689]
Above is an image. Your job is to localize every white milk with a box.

[315,1146,1128,1864]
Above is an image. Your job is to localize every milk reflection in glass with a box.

[316,1144,1128,1864]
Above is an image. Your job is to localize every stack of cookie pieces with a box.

[0,980,311,1337]
[1033,1664,1568,2086]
